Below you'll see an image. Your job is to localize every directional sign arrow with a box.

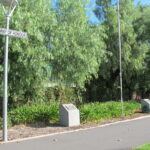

[0,28,28,39]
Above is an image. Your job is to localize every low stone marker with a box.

[60,104,80,127]
[141,99,150,113]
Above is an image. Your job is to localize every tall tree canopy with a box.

[134,5,150,97]
[49,0,105,88]
[0,0,106,105]
[86,0,149,101]
[0,0,149,106]
[0,0,55,104]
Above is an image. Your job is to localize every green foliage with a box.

[9,102,59,125]
[0,0,55,105]
[134,6,150,97]
[0,0,106,106]
[0,0,149,107]
[134,6,150,42]
[80,101,140,123]
[45,87,80,104]
[0,101,140,128]
[134,144,150,150]
[50,0,105,88]
[124,101,141,114]
[86,0,149,101]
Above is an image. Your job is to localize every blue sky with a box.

[51,0,150,23]
[87,0,150,23]
[134,0,150,5]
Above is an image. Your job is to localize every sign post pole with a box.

[117,0,124,117]
[0,0,27,142]
[3,13,10,142]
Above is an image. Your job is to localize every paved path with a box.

[1,116,150,150]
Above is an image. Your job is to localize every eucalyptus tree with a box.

[0,0,55,105]
[134,6,150,97]
[49,0,105,88]
[86,0,148,101]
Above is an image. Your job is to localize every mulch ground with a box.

[0,111,149,142]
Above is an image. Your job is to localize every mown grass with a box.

[0,100,140,128]
[134,144,150,150]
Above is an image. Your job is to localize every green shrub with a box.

[124,101,141,115]
[45,87,79,104]
[2,101,140,127]
[9,102,59,125]
[80,101,140,123]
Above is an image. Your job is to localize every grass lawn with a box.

[134,144,150,150]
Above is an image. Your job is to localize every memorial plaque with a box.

[65,104,76,110]
[141,99,150,113]
[60,104,80,127]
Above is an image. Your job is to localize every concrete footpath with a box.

[0,116,150,150]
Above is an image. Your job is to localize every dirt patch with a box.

[0,112,149,141]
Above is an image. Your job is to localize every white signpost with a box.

[0,28,28,39]
[0,28,27,142]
